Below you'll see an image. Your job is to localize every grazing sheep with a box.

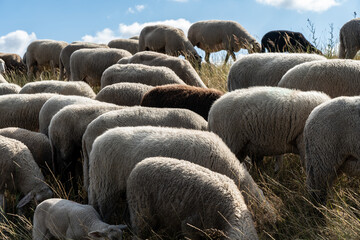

[59,42,109,80]
[188,20,261,64]
[0,135,53,219]
[0,52,26,72]
[0,59,6,75]
[339,18,360,59]
[0,93,56,131]
[140,84,223,120]
[89,126,274,224]
[208,87,330,166]
[100,63,186,89]
[0,83,21,95]
[139,24,202,69]
[25,40,68,78]
[33,198,126,240]
[261,30,322,54]
[118,51,206,87]
[70,48,132,87]
[107,38,139,54]
[82,106,208,191]
[304,96,360,204]
[19,80,96,98]
[227,53,326,91]
[0,127,52,172]
[278,59,360,98]
[95,82,154,106]
[127,157,258,240]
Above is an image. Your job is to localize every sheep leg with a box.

[230,51,236,61]
[205,52,210,63]
[345,47,359,59]
[224,52,230,64]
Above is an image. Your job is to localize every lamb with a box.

[278,59,360,98]
[0,135,53,219]
[208,86,330,166]
[82,106,208,191]
[261,30,322,54]
[19,80,96,98]
[100,63,186,89]
[304,96,360,204]
[140,84,223,120]
[339,18,360,59]
[88,126,275,224]
[0,83,21,95]
[188,20,261,64]
[127,157,258,240]
[0,127,52,172]
[33,198,127,240]
[118,51,206,87]
[138,24,202,69]
[227,53,326,91]
[59,41,109,80]
[0,93,56,131]
[25,39,68,79]
[70,48,132,87]
[107,38,139,54]
[0,52,26,73]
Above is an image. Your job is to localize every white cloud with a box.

[81,28,116,44]
[127,4,146,14]
[135,5,145,12]
[0,30,37,56]
[127,7,135,14]
[256,0,342,12]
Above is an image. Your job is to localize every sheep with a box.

[82,106,208,191]
[304,96,360,204]
[339,18,360,59]
[0,127,52,173]
[95,82,154,106]
[19,80,96,98]
[188,20,261,64]
[138,24,202,69]
[140,84,223,120]
[127,157,258,240]
[0,135,53,219]
[118,51,206,88]
[278,59,360,98]
[0,83,21,95]
[208,86,330,167]
[261,30,322,54]
[59,42,109,80]
[25,40,68,79]
[0,52,26,73]
[70,48,132,87]
[33,198,127,240]
[39,95,100,136]
[107,38,139,54]
[88,126,275,225]
[227,53,326,91]
[129,36,139,40]
[100,63,186,89]
[0,93,56,131]
[0,59,6,75]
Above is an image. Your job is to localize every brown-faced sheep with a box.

[140,84,223,120]
[339,18,360,59]
[0,53,26,72]
[107,38,139,54]
[188,20,261,64]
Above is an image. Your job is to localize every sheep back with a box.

[107,38,139,54]
[0,83,21,95]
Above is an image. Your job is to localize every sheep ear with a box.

[17,191,35,209]
[88,230,106,239]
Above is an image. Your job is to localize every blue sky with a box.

[0,0,359,58]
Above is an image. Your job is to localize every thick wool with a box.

[0,83,21,95]
[339,18,360,59]
[107,38,139,54]
[0,53,26,72]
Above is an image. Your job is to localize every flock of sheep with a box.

[0,17,360,240]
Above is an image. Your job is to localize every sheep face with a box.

[88,225,127,240]
[249,41,261,53]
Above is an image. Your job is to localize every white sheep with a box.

[138,24,202,69]
[107,38,139,54]
[278,59,360,98]
[59,41,109,80]
[19,80,96,98]
[0,83,21,95]
[339,18,360,59]
[118,51,206,88]
[188,20,261,64]
[208,86,330,166]
[227,53,326,91]
[100,63,186,89]
[82,106,208,191]
[127,157,258,240]
[0,59,5,75]
[304,96,360,204]
[0,135,53,219]
[70,48,132,87]
[88,126,275,225]
[0,74,6,83]
[95,82,154,106]
[33,198,126,240]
